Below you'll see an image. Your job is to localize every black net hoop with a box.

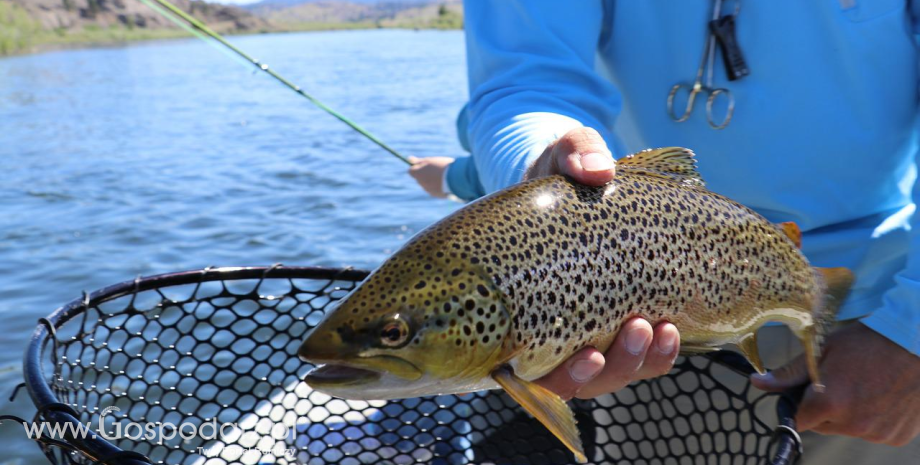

[18,266,802,465]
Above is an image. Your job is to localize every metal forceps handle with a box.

[668,83,733,129]
[666,0,735,129]
[667,82,700,123]
[705,87,734,129]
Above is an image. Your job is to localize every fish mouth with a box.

[305,364,382,387]
[304,356,422,388]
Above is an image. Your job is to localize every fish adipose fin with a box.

[799,267,855,392]
[492,367,587,463]
[778,222,802,248]
[617,147,705,187]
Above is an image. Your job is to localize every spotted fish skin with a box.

[299,148,852,462]
[383,168,819,381]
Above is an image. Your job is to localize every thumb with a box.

[551,127,615,186]
[750,354,810,392]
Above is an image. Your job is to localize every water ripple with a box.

[0,30,465,465]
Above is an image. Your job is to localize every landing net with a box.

[18,266,801,465]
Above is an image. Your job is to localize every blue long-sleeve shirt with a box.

[447,0,920,355]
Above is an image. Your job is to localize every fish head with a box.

[298,254,511,400]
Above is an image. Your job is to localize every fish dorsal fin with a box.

[492,367,587,463]
[617,147,705,187]
[778,222,802,248]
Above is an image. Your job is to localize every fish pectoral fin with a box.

[491,366,587,464]
[737,334,765,374]
[617,147,705,187]
[678,345,721,355]
[778,222,802,248]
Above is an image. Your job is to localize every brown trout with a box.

[298,147,853,462]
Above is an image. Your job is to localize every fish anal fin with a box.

[491,367,587,463]
[778,222,802,248]
[617,147,705,187]
[737,333,765,374]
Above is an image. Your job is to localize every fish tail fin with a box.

[800,267,854,391]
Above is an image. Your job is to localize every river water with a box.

[0,29,465,463]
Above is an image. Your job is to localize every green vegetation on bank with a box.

[0,1,41,55]
[1,2,193,56]
[424,4,463,29]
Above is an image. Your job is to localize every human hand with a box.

[524,127,616,186]
[408,156,454,198]
[536,318,681,400]
[751,322,920,446]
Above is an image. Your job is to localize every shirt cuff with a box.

[860,277,920,355]
[469,112,613,193]
[444,155,487,201]
[861,310,920,356]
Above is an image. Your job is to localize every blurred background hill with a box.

[0,0,462,56]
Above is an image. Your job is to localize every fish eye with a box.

[380,319,410,347]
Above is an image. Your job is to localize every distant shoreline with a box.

[1,23,461,58]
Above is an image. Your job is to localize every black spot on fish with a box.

[476,284,489,297]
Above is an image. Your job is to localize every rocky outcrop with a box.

[252,0,461,27]
[7,0,269,32]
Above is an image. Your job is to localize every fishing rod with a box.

[138,0,413,166]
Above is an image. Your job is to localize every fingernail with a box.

[625,328,648,355]
[569,359,601,383]
[751,372,774,385]
[657,330,677,355]
[581,153,613,172]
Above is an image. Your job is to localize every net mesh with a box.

[24,267,799,465]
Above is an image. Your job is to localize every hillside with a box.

[245,0,433,10]
[10,0,267,31]
[0,0,268,55]
[0,0,463,57]
[252,0,462,30]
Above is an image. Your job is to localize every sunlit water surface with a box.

[0,29,466,463]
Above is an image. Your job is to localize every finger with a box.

[750,353,810,392]
[634,322,680,380]
[551,127,615,186]
[535,347,605,400]
[576,318,653,399]
[808,421,842,436]
[408,156,420,164]
[795,385,839,432]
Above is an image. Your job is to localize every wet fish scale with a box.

[394,171,816,380]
